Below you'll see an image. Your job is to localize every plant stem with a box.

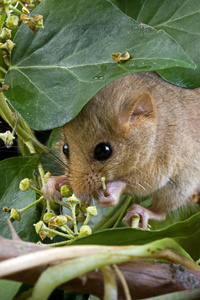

[53,199,71,210]
[83,212,91,225]
[92,196,128,232]
[0,66,7,74]
[61,225,74,235]
[44,227,73,240]
[113,264,131,300]
[9,4,22,15]
[101,176,108,196]
[70,203,78,234]
[37,161,51,211]
[42,240,73,247]
[112,195,133,229]
[0,13,6,32]
[19,196,44,214]
[5,1,18,5]
[29,185,43,196]
[0,92,49,153]
[101,266,117,300]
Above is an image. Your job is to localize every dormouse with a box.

[44,72,200,229]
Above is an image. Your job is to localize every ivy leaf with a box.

[0,280,21,300]
[0,156,40,242]
[112,0,200,88]
[4,0,194,130]
[72,212,200,261]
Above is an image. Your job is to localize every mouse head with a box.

[60,75,157,204]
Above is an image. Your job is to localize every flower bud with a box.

[79,225,92,237]
[10,208,21,221]
[0,131,15,148]
[20,14,31,24]
[33,15,44,30]
[6,15,20,29]
[0,39,15,51]
[86,206,98,217]
[48,218,57,229]
[27,15,44,33]
[34,221,57,240]
[0,28,11,40]
[34,221,43,233]
[19,178,30,192]
[2,50,10,67]
[3,206,10,213]
[40,230,56,240]
[60,185,73,198]
[43,212,56,224]
[54,215,68,227]
[22,7,30,14]
[66,194,79,204]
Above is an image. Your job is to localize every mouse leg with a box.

[123,174,197,229]
[123,204,166,230]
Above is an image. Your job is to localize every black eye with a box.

[94,142,113,161]
[63,143,69,159]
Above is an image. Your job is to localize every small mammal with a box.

[44,72,200,229]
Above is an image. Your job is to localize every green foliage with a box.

[0,156,40,241]
[0,0,200,258]
[0,0,200,299]
[112,0,200,88]
[4,0,195,130]
[0,280,21,300]
[72,211,200,261]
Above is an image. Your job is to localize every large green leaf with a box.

[0,280,22,300]
[112,0,200,88]
[72,212,200,260]
[0,156,40,241]
[4,0,194,130]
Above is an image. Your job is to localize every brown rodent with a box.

[44,72,200,229]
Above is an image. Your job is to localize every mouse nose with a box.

[70,171,102,200]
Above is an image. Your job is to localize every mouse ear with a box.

[118,92,156,133]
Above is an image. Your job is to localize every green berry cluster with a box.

[4,177,98,246]
[0,0,44,72]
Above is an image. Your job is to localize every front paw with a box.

[42,175,69,201]
[123,204,166,230]
[96,181,126,207]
